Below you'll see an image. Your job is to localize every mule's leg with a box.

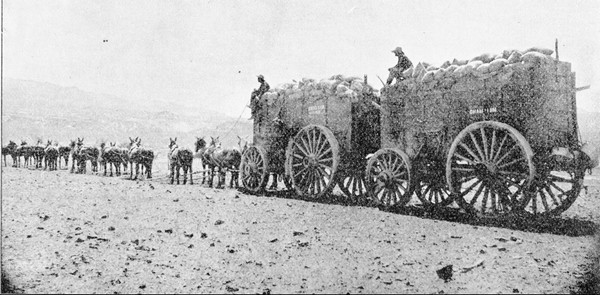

[189,164,193,185]
[170,165,175,184]
[218,168,225,189]
[147,161,153,179]
[183,166,188,185]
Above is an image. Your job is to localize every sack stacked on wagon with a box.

[396,46,559,92]
[256,75,379,130]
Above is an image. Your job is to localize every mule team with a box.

[2,136,248,188]
[169,136,246,188]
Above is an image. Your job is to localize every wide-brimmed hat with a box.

[257,74,265,80]
[391,47,403,55]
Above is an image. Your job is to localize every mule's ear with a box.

[174,137,177,142]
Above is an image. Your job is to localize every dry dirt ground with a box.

[2,165,600,294]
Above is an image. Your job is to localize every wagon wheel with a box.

[446,121,534,216]
[413,160,454,207]
[365,148,412,208]
[239,145,268,194]
[517,160,585,216]
[337,171,368,205]
[286,125,340,199]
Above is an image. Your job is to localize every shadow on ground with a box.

[243,188,599,238]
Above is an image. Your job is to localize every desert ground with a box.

[2,163,599,294]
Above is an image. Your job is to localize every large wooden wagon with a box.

[366,49,595,217]
[239,77,380,200]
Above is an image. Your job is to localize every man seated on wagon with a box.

[250,74,270,120]
[386,46,413,85]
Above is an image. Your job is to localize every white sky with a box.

[3,0,600,117]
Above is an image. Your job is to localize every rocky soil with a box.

[2,166,599,294]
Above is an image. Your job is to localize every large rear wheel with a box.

[286,125,340,199]
[446,121,535,216]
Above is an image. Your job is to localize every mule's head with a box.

[77,138,84,147]
[210,136,221,148]
[195,137,206,152]
[128,137,139,148]
[69,140,76,148]
[169,137,178,149]
[46,140,53,147]
[20,140,27,146]
[7,141,17,150]
[237,135,249,154]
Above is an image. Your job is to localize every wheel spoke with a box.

[294,141,310,158]
[469,182,486,206]
[548,180,568,195]
[300,135,312,154]
[310,129,317,153]
[495,144,519,166]
[481,187,490,214]
[492,133,509,162]
[318,157,333,164]
[547,174,575,184]
[543,184,561,206]
[469,132,486,162]
[294,166,309,179]
[458,143,482,163]
[497,157,526,169]
[539,186,551,212]
[459,179,482,197]
[481,127,489,161]
[453,153,477,165]
[317,148,332,160]
[490,129,497,161]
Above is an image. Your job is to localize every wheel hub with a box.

[476,161,498,179]
[302,154,318,168]
[376,170,395,187]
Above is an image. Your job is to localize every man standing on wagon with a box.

[250,74,270,120]
[386,46,413,85]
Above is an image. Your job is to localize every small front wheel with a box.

[239,145,268,194]
[365,148,412,208]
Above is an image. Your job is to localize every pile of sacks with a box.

[400,47,556,85]
[260,75,378,106]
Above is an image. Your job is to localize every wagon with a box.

[365,48,595,217]
[239,76,380,201]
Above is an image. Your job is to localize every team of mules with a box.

[3,135,257,188]
[2,140,64,171]
[3,137,153,180]
[192,136,247,188]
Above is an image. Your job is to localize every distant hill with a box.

[1,78,253,153]
[2,78,599,162]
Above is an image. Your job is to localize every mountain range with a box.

[1,78,598,160]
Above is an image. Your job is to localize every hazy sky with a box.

[3,0,600,117]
